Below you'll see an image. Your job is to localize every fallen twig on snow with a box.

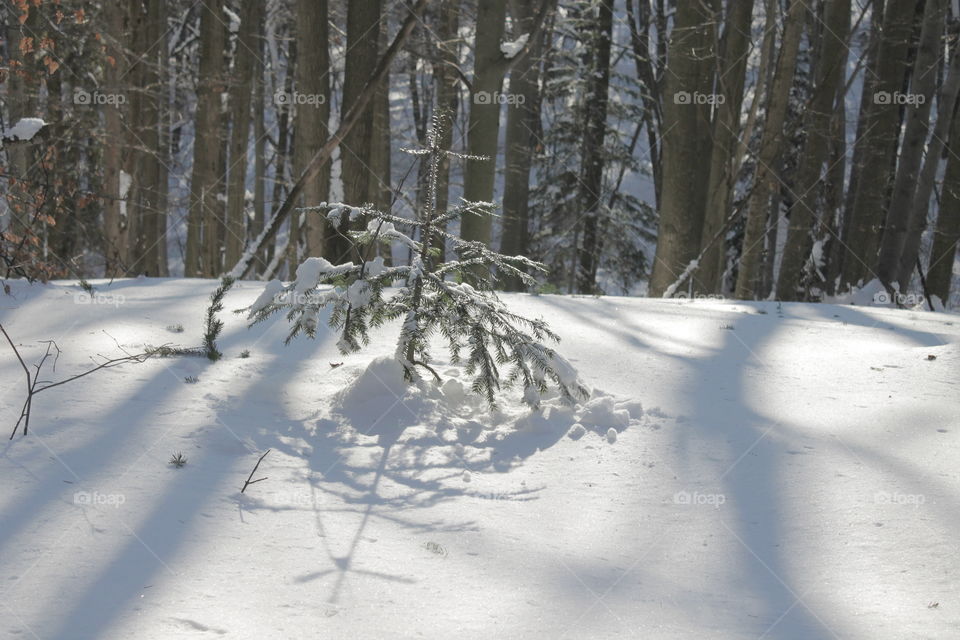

[241,449,271,493]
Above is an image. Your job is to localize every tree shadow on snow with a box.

[242,367,616,605]
[669,300,955,639]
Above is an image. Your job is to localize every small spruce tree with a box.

[202,276,234,361]
[247,114,588,408]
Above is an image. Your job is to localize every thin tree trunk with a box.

[898,33,960,290]
[295,0,332,259]
[156,9,171,279]
[501,0,549,291]
[760,185,783,298]
[275,41,295,275]
[371,13,393,265]
[252,14,267,271]
[698,0,755,294]
[575,0,614,294]
[927,82,960,303]
[124,0,146,270]
[460,0,552,253]
[876,0,945,289]
[224,0,263,267]
[135,0,166,277]
[735,0,806,300]
[839,0,916,290]
[331,0,382,262]
[102,2,128,275]
[186,0,227,277]
[460,0,508,249]
[625,0,661,210]
[827,0,885,293]
[432,0,461,266]
[647,0,716,296]
[229,0,429,280]
[777,0,851,300]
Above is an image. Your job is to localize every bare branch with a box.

[241,449,271,494]
[1,324,160,439]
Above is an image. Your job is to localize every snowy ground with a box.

[0,278,958,639]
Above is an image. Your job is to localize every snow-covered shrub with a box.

[247,114,588,408]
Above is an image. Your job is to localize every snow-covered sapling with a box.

[247,114,588,408]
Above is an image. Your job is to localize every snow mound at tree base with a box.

[330,356,644,447]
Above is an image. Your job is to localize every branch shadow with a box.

[243,367,608,606]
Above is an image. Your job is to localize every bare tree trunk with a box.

[129,0,166,277]
[252,14,267,272]
[273,40,295,276]
[575,0,614,294]
[102,2,129,275]
[155,9,171,279]
[839,0,916,290]
[647,0,716,296]
[876,0,945,289]
[760,185,783,298]
[777,0,851,300]
[735,0,806,300]
[625,0,662,210]
[826,0,885,293]
[501,0,549,291]
[460,0,509,248]
[294,0,332,259]
[186,0,227,277]
[432,0,461,266]
[123,0,146,270]
[823,75,847,244]
[898,35,960,291]
[5,2,40,244]
[229,0,429,280]
[928,82,960,303]
[331,0,382,262]
[460,0,552,251]
[224,0,264,267]
[371,14,393,266]
[698,0,755,294]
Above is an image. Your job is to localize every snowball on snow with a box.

[4,117,45,142]
[578,395,630,429]
[606,428,617,444]
[616,399,644,420]
[567,423,586,440]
